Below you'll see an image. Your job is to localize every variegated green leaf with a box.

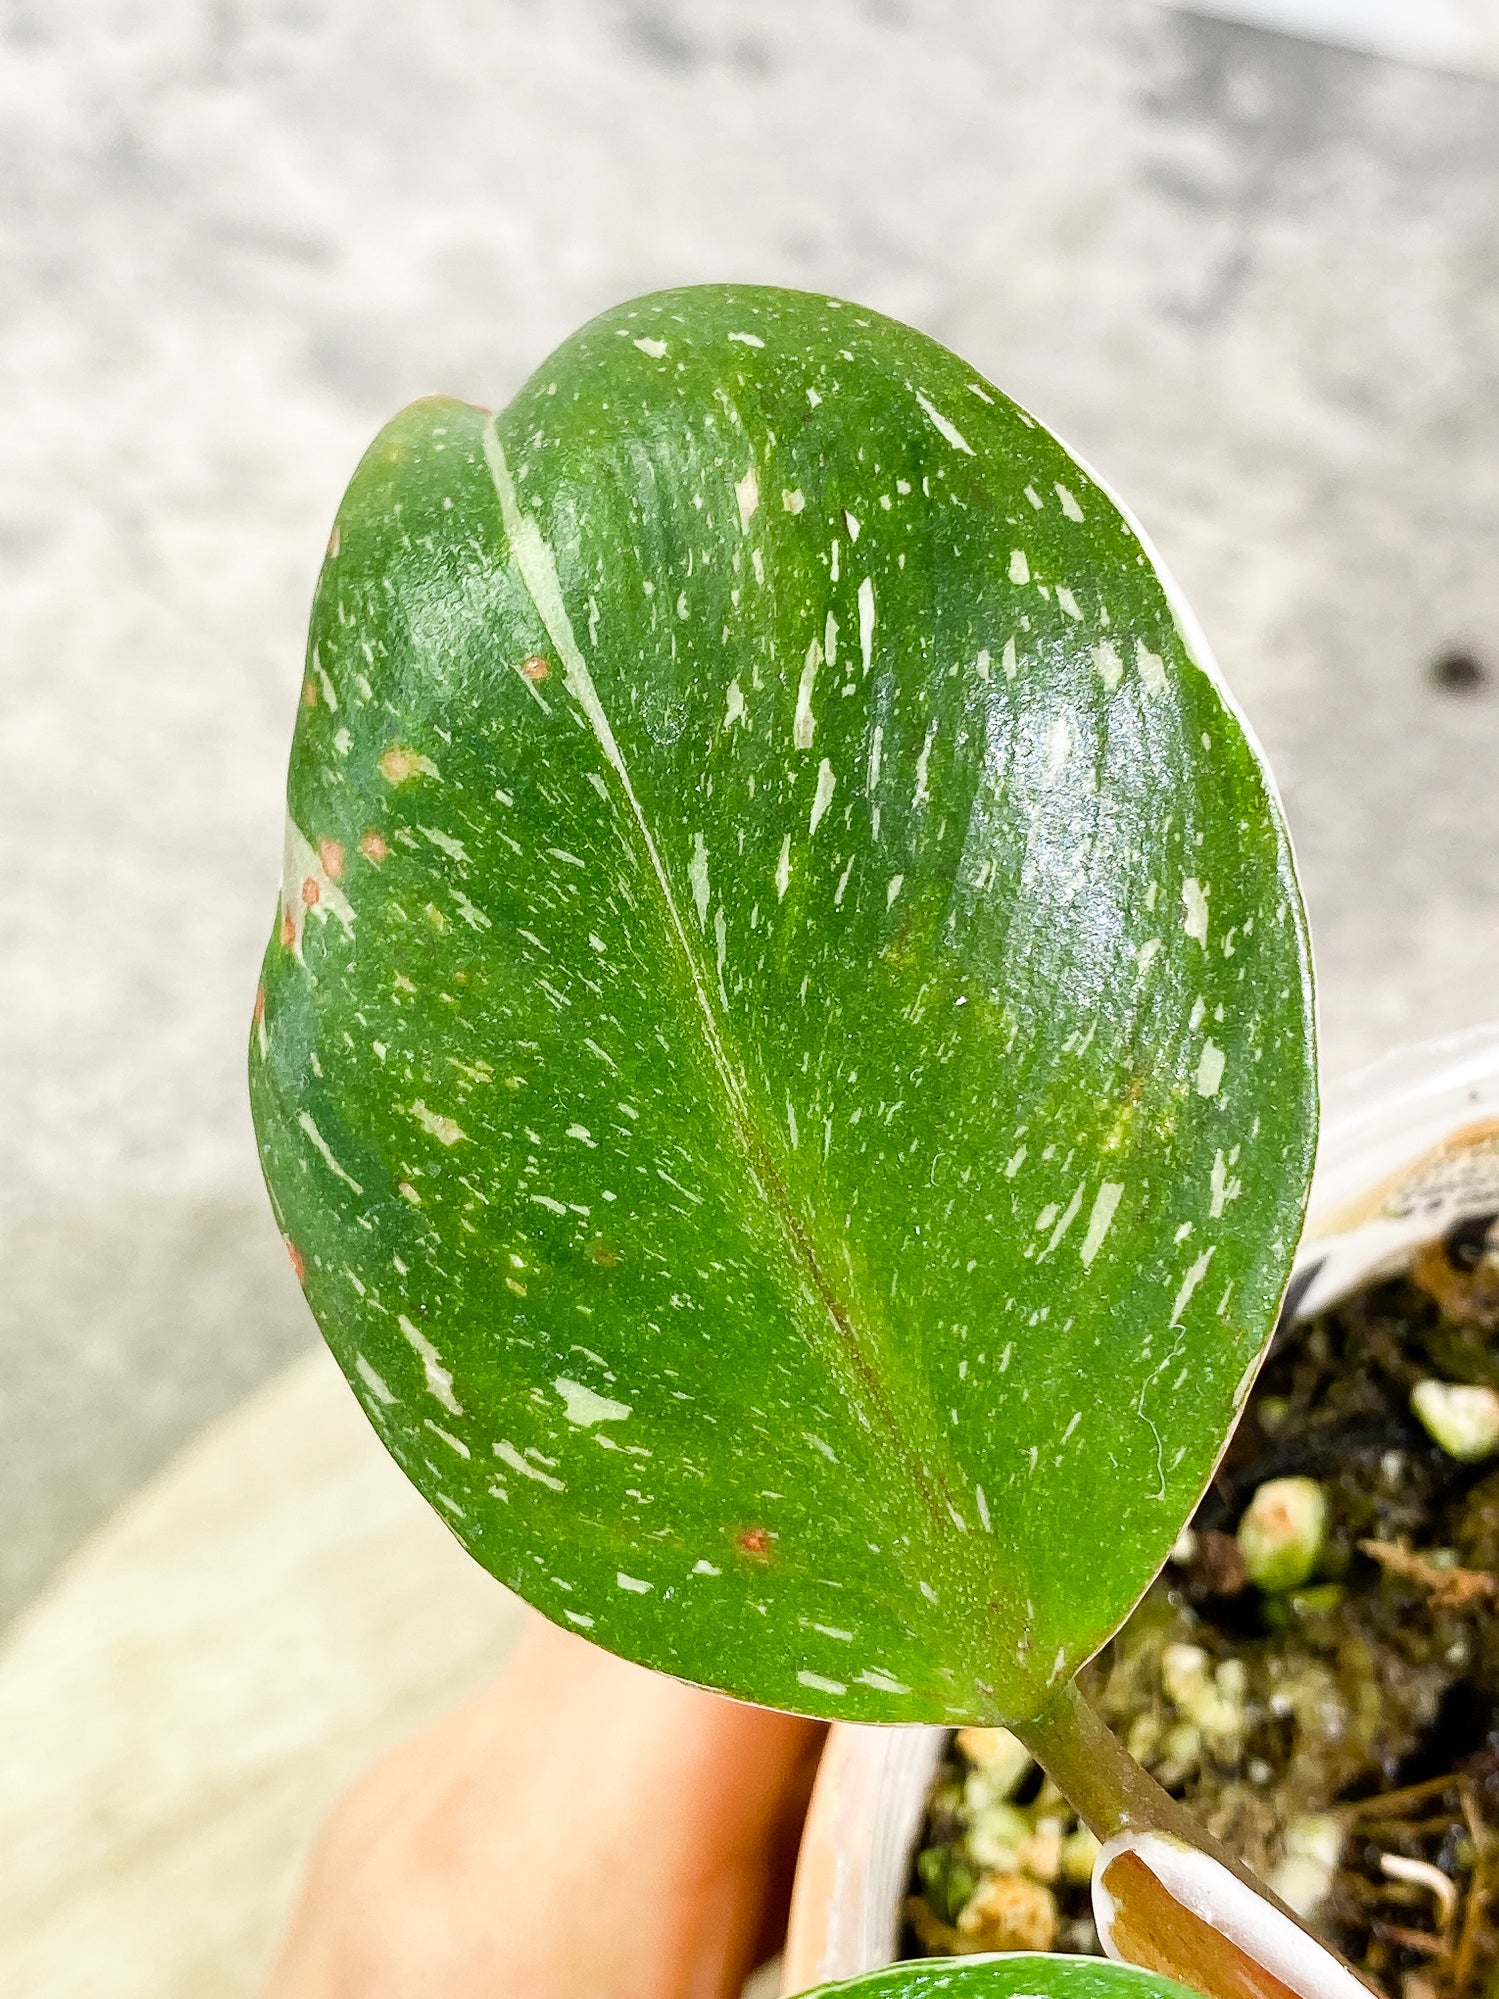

[798,1955,1202,1999]
[250,285,1315,1726]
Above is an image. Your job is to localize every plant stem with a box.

[1016,1682,1366,1999]
[1014,1678,1297,1911]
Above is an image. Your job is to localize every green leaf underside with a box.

[800,1954,1203,1999]
[250,284,1316,1726]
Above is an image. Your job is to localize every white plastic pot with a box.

[782,1025,1499,1995]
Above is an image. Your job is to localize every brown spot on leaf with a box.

[587,1241,621,1268]
[285,1238,306,1284]
[379,746,437,785]
[359,831,390,863]
[318,838,345,879]
[520,654,552,682]
[252,985,266,1025]
[736,1526,773,1563]
[280,905,297,948]
[326,524,340,558]
[302,678,318,708]
[1103,1072,1149,1152]
[301,877,321,907]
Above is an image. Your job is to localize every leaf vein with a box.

[480,420,949,1528]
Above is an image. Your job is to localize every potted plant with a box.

[787,1027,1499,1997]
[250,282,1345,1999]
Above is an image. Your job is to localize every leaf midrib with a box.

[480,415,966,1552]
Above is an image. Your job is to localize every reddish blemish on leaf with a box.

[327,524,340,558]
[318,838,345,879]
[253,985,266,1025]
[301,877,321,907]
[520,654,552,682]
[379,745,434,785]
[285,1238,306,1284]
[735,1527,773,1563]
[359,831,390,863]
[280,905,297,948]
[587,1241,621,1268]
[302,678,318,708]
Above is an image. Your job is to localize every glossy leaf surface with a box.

[799,1955,1202,1999]
[251,285,1316,1725]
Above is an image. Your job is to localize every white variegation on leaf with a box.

[251,285,1316,1729]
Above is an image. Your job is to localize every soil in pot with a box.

[907,1216,1499,1999]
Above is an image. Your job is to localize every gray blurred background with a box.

[3,0,1498,1692]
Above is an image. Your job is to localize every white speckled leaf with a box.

[250,285,1316,1726]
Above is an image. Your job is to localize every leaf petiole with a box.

[1018,1682,1368,1999]
[1015,1679,1228,1852]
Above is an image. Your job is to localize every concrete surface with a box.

[2,0,1499,1985]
